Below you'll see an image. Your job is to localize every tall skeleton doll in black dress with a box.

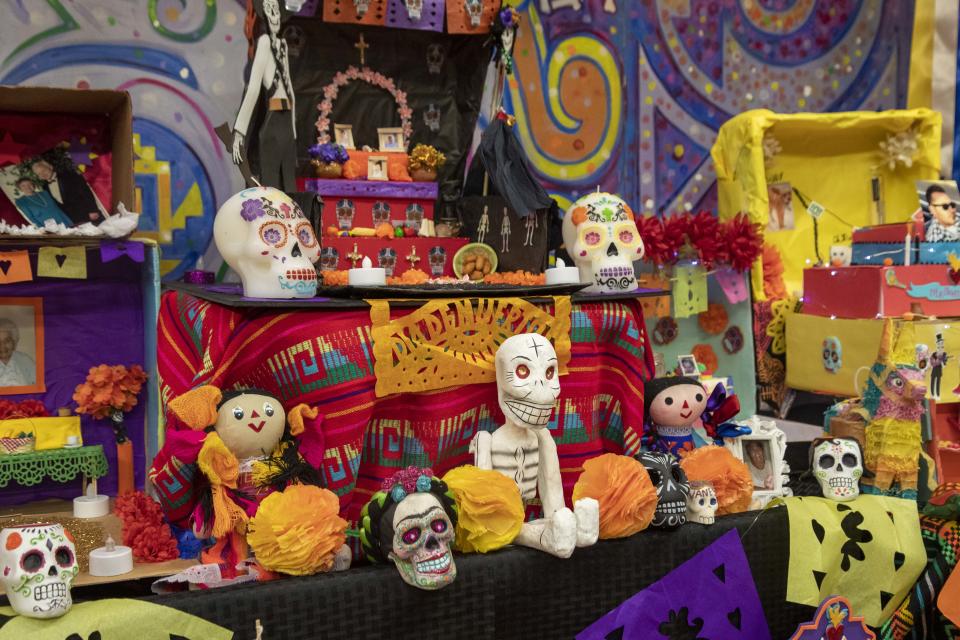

[232,0,297,192]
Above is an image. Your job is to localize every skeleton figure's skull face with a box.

[353,0,371,17]
[389,493,456,590]
[685,481,717,525]
[812,438,863,501]
[465,0,483,26]
[561,192,644,294]
[638,451,689,529]
[214,187,320,299]
[319,247,339,272]
[822,337,842,373]
[336,199,355,230]
[405,204,424,231]
[424,105,441,133]
[829,244,852,268]
[372,202,392,227]
[378,248,398,276]
[428,247,446,276]
[495,334,560,430]
[405,0,423,20]
[426,44,445,74]
[262,0,281,34]
[0,524,78,618]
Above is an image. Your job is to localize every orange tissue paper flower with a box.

[247,485,348,576]
[442,465,524,553]
[572,453,658,539]
[697,303,728,335]
[692,344,719,376]
[680,445,753,515]
[73,364,147,419]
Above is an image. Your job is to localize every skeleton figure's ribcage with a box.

[492,445,539,501]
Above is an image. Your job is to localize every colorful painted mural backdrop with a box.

[0,0,248,279]
[504,0,914,215]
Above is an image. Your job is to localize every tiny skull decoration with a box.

[685,481,718,525]
[811,438,863,501]
[405,204,425,232]
[561,192,644,294]
[0,524,78,618]
[378,248,398,276]
[423,104,441,133]
[465,0,483,26]
[389,492,456,590]
[428,246,447,276]
[319,247,339,272]
[372,202,392,227]
[213,187,320,299]
[638,451,689,529]
[426,44,445,74]
[822,336,842,373]
[353,0,371,18]
[336,199,356,230]
[404,0,423,20]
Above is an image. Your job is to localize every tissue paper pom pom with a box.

[697,303,728,335]
[247,485,347,575]
[692,344,718,376]
[680,446,753,515]
[572,454,658,538]
[442,465,523,553]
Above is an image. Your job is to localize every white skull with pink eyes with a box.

[390,492,456,589]
[213,187,320,299]
[0,524,78,618]
[495,334,560,430]
[561,192,644,294]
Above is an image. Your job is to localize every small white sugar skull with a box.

[336,199,356,230]
[428,246,446,276]
[495,334,560,430]
[561,192,644,294]
[465,0,483,26]
[811,438,863,501]
[390,492,456,590]
[426,44,445,74]
[829,244,852,267]
[378,247,398,276]
[372,202,392,227]
[424,104,441,133]
[685,480,717,525]
[353,0,370,17]
[822,336,842,373]
[319,247,339,272]
[213,187,321,298]
[0,524,78,618]
[405,204,424,231]
[405,0,423,20]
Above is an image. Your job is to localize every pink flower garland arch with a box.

[315,66,414,148]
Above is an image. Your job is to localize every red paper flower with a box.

[115,491,179,562]
[722,213,764,272]
[687,211,728,269]
[637,215,683,266]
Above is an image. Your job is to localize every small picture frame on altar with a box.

[334,124,355,150]
[677,354,699,378]
[377,127,405,152]
[368,155,389,181]
[723,416,788,509]
[0,297,44,395]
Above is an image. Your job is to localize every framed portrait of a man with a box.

[0,298,44,395]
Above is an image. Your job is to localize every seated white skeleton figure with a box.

[471,333,599,558]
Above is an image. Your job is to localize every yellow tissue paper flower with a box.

[442,465,524,553]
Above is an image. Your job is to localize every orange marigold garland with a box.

[697,303,728,335]
[114,491,180,562]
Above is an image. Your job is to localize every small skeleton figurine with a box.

[477,205,490,244]
[500,209,511,253]
[523,214,537,247]
[471,334,599,558]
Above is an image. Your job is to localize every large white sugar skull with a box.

[829,244,852,268]
[822,336,842,373]
[390,492,456,589]
[214,187,320,299]
[319,247,339,272]
[378,248,398,276]
[405,0,423,20]
[0,524,78,618]
[638,451,688,529]
[372,202,392,227]
[561,192,644,293]
[428,246,446,276]
[426,44,445,74]
[336,199,355,230]
[811,438,863,501]
[495,334,560,429]
[405,204,425,231]
[685,480,717,525]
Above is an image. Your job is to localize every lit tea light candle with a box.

[89,533,134,577]
[348,256,386,287]
[73,483,109,518]
[545,257,581,285]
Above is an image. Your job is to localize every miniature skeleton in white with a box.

[471,334,599,558]
[524,214,537,247]
[477,205,490,244]
[501,209,511,253]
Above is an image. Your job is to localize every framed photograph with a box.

[723,416,788,508]
[377,127,405,152]
[677,354,699,378]
[917,179,960,242]
[0,297,44,395]
[334,124,355,150]
[766,182,794,231]
[368,155,389,181]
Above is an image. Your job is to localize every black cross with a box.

[529,337,544,357]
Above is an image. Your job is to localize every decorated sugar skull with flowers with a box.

[0,524,78,618]
[562,192,644,294]
[360,467,459,590]
[214,187,320,299]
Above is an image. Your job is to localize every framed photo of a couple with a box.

[0,144,108,229]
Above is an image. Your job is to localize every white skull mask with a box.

[405,0,423,20]
[0,524,78,618]
[213,187,320,299]
[561,192,644,294]
[378,248,398,276]
[465,0,482,26]
[389,492,456,590]
[822,337,842,373]
[685,481,718,525]
[811,438,863,501]
[495,334,560,429]
[372,202,392,227]
[353,0,370,17]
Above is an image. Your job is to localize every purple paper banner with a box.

[100,240,145,264]
[305,178,438,199]
[578,529,770,640]
[385,0,445,31]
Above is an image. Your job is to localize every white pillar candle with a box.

[348,256,386,286]
[89,534,134,577]
[545,257,582,285]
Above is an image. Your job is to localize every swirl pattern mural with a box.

[505,0,914,215]
[0,0,247,279]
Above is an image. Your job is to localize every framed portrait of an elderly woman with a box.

[0,298,44,394]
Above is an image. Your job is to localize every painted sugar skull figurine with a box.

[360,467,458,590]
[685,480,717,525]
[213,186,320,299]
[0,524,78,618]
[810,437,864,502]
[822,336,842,373]
[561,191,644,294]
[472,333,599,558]
[644,376,709,457]
[637,451,689,529]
